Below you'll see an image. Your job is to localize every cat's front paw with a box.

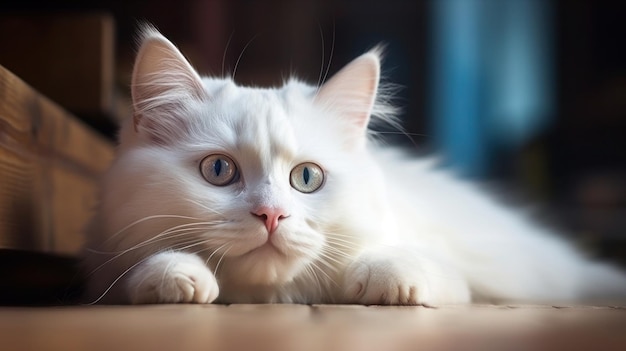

[127,251,219,304]
[342,251,470,306]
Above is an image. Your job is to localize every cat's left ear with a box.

[314,49,380,148]
[131,25,207,144]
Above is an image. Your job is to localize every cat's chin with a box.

[221,247,306,286]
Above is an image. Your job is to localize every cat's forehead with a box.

[222,83,299,137]
[202,77,311,102]
[195,78,322,163]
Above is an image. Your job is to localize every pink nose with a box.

[251,206,289,234]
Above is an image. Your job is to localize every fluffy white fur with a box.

[82,27,626,305]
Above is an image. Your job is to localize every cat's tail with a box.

[579,261,626,303]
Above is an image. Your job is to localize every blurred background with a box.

[0,0,625,265]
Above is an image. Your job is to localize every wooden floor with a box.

[2,304,626,351]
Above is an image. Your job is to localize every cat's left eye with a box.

[200,154,239,186]
[290,162,324,193]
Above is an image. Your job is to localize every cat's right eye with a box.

[200,154,239,186]
[290,162,324,193]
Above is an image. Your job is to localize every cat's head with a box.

[104,26,393,288]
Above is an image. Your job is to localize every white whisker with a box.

[84,255,153,305]
[318,249,348,266]
[86,222,225,277]
[325,237,359,249]
[203,243,230,266]
[303,264,324,298]
[316,22,325,89]
[102,214,203,245]
[232,34,260,82]
[214,245,233,277]
[184,199,226,216]
[221,31,235,78]
[309,260,338,288]
[315,19,335,96]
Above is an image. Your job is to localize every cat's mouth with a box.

[242,240,286,258]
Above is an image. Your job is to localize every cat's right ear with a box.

[314,49,381,149]
[131,25,207,144]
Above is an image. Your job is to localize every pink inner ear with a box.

[314,52,381,146]
[130,32,206,144]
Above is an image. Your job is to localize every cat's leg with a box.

[342,247,471,305]
[127,251,219,304]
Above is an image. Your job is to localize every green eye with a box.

[290,163,324,193]
[200,154,239,186]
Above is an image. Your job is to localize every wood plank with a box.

[0,64,114,254]
[0,304,624,351]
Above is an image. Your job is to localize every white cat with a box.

[82,26,626,305]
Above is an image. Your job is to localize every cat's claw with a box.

[128,252,219,304]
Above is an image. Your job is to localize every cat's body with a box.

[82,27,626,305]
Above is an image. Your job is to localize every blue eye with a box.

[290,162,324,193]
[200,154,239,186]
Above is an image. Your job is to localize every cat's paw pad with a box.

[343,253,470,306]
[128,252,219,304]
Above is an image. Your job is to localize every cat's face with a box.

[106,28,386,287]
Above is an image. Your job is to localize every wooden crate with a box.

[0,14,116,120]
[0,64,114,255]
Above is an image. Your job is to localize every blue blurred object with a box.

[430,0,553,178]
